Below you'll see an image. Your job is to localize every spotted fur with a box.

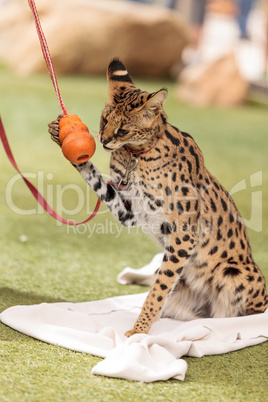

[48,58,268,337]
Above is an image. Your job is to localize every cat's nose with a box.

[98,132,110,145]
[98,131,108,144]
[102,137,112,146]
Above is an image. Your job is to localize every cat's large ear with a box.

[139,89,167,115]
[107,58,135,100]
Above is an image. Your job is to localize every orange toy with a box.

[59,114,96,164]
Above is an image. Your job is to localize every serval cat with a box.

[48,59,267,337]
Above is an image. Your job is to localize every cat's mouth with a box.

[103,144,115,152]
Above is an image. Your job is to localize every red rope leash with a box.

[0,118,101,225]
[0,0,102,225]
[27,0,67,115]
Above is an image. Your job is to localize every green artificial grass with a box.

[0,64,267,401]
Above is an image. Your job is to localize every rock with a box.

[176,53,248,107]
[0,0,189,77]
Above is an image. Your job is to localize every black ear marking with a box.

[108,58,127,75]
[107,58,133,83]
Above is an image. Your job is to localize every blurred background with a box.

[1,0,267,104]
[0,0,267,301]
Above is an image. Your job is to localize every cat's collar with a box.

[109,139,158,191]
[125,138,159,155]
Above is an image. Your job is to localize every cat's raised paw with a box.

[48,114,63,147]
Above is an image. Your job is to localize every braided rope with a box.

[28,0,68,115]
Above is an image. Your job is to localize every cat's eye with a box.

[116,128,129,137]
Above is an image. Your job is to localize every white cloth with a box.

[1,255,267,382]
[1,291,268,382]
[117,252,164,285]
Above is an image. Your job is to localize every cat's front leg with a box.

[48,116,137,227]
[125,248,188,337]
[77,162,137,227]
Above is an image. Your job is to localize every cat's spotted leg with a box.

[125,241,192,337]
[77,162,137,226]
[48,116,137,227]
